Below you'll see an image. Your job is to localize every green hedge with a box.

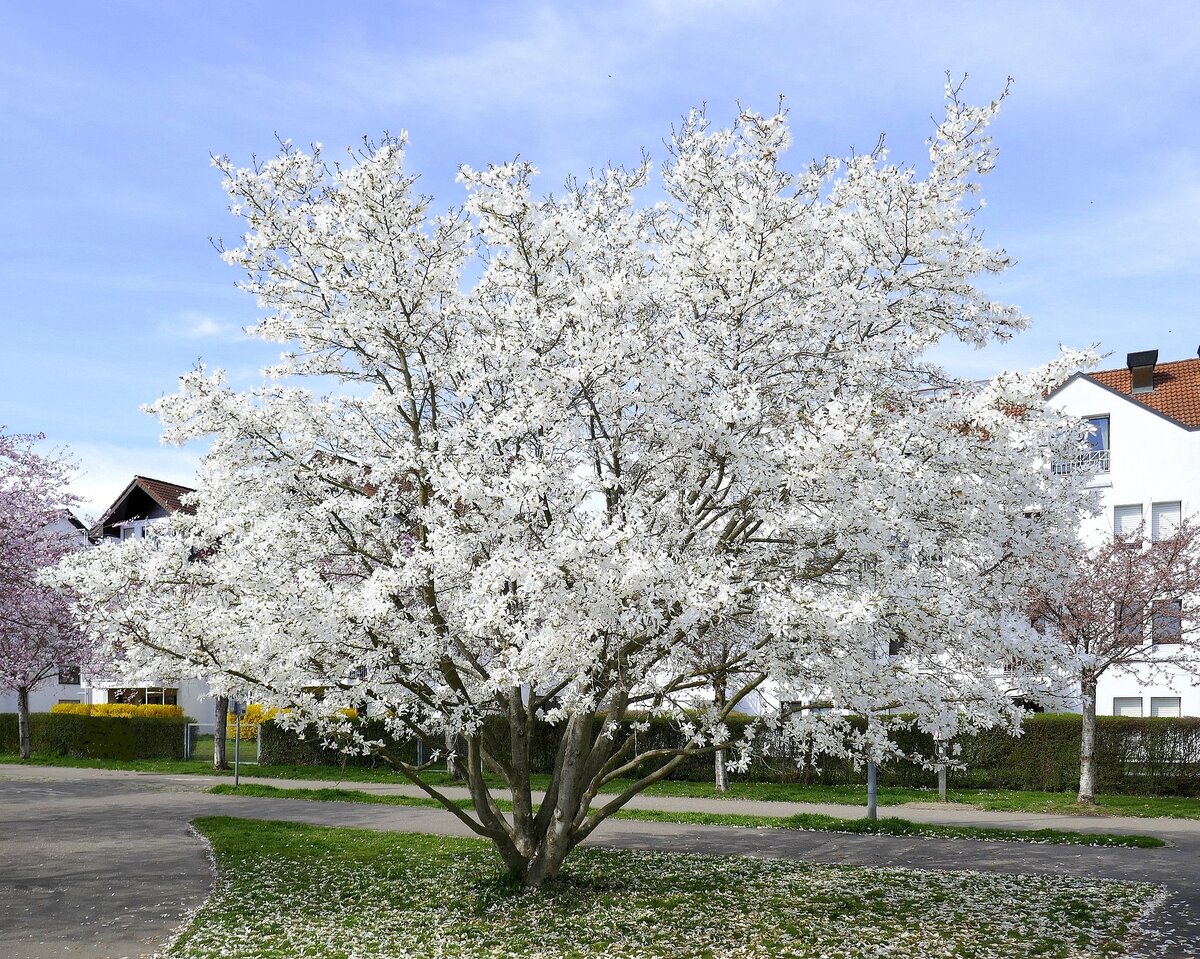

[0,712,192,760]
[259,712,1200,796]
[259,718,420,767]
[262,712,763,779]
[768,714,1200,797]
[951,714,1200,796]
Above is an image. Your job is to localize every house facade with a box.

[0,476,214,721]
[1049,350,1200,717]
[0,510,91,714]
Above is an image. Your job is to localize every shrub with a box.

[49,703,92,717]
[49,702,185,719]
[254,711,1200,796]
[227,703,277,741]
[1,712,192,759]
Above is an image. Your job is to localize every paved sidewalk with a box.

[28,761,1200,839]
[2,764,1199,958]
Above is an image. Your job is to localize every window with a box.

[1152,599,1183,644]
[1086,416,1110,454]
[1053,416,1110,474]
[888,636,906,657]
[1113,696,1143,717]
[57,698,81,705]
[57,665,81,685]
[1151,501,1182,542]
[112,686,179,706]
[1151,696,1182,718]
[1114,504,1143,538]
[144,687,179,706]
[1116,602,1145,645]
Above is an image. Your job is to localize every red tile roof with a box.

[1086,358,1200,430]
[136,476,197,515]
[93,475,197,533]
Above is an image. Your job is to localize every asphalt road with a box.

[1,765,1198,958]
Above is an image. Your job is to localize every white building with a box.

[0,510,91,714]
[1049,349,1200,718]
[0,476,214,722]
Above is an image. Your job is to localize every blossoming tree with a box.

[0,430,91,758]
[57,83,1092,885]
[1032,519,1200,804]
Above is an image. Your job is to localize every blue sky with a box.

[2,1,1198,517]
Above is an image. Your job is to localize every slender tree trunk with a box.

[1078,674,1098,805]
[213,696,229,770]
[713,668,729,793]
[17,686,32,760]
[714,747,730,793]
[445,729,462,779]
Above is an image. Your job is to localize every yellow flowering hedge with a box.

[227,703,277,740]
[227,705,357,740]
[51,703,184,719]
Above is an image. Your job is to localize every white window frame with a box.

[1114,504,1143,538]
[1150,696,1181,718]
[1113,696,1144,717]
[1151,501,1182,542]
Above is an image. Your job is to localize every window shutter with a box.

[1151,502,1181,542]
[1150,697,1181,718]
[1112,696,1143,717]
[1114,505,1143,537]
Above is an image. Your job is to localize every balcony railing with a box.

[1052,448,1110,475]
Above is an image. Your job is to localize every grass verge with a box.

[208,782,1165,848]
[6,751,1199,819]
[172,816,1157,958]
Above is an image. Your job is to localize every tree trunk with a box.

[213,696,229,770]
[17,687,31,760]
[1078,675,1098,805]
[445,729,462,779]
[713,668,729,793]
[714,748,730,792]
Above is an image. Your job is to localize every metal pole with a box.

[867,761,878,821]
[235,713,241,787]
[935,732,947,802]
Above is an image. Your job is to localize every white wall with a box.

[1051,375,1200,715]
[1,678,214,721]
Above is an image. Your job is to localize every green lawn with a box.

[208,782,1164,848]
[5,751,1200,819]
[171,817,1157,959]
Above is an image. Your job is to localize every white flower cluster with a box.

[56,85,1095,876]
[167,827,1155,958]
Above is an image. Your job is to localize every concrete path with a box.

[2,764,1198,958]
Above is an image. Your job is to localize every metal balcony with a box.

[1052,449,1110,475]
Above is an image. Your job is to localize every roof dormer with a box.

[1127,349,1158,395]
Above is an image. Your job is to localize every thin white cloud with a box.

[160,311,246,341]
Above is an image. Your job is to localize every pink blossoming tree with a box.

[1033,519,1200,804]
[0,429,92,758]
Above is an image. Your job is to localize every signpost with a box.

[230,700,246,787]
[934,730,948,802]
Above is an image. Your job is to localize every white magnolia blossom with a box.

[57,83,1094,884]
